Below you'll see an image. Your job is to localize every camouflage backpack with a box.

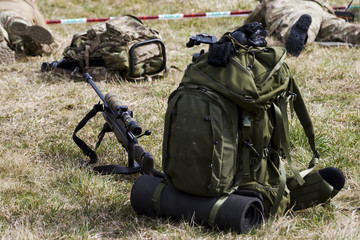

[161,30,329,220]
[43,15,166,81]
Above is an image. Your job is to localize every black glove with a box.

[207,22,268,67]
[208,41,234,67]
[231,22,268,47]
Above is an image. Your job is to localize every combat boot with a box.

[285,14,312,56]
[9,18,53,44]
[22,37,43,56]
[0,25,15,64]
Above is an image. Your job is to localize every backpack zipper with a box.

[231,57,254,78]
[197,88,235,126]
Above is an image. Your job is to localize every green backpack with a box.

[59,15,166,81]
[162,42,321,218]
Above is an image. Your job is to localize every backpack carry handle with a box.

[129,39,167,78]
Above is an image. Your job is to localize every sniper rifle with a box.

[72,73,163,177]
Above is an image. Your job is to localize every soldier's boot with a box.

[9,19,53,44]
[0,25,15,64]
[22,36,43,56]
[285,14,312,57]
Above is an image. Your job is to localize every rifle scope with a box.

[105,92,142,136]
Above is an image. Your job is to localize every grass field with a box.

[0,0,359,239]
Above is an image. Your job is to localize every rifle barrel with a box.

[84,73,107,105]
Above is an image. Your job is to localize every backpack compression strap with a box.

[276,97,306,186]
[270,104,297,216]
[84,35,101,68]
[208,194,231,227]
[208,187,237,227]
[151,180,167,216]
[270,160,287,217]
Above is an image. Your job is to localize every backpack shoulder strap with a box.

[286,76,320,189]
[290,77,319,167]
[274,65,319,187]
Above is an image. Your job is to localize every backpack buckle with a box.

[243,95,254,101]
[281,91,297,101]
[262,148,269,158]
[242,115,251,127]
[288,91,297,101]
[243,139,260,157]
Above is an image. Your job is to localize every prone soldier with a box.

[246,0,360,56]
[0,0,55,64]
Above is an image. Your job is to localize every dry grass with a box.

[0,0,359,239]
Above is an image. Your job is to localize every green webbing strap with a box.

[299,168,314,178]
[241,112,252,179]
[278,94,291,146]
[273,103,305,186]
[291,78,319,168]
[263,49,287,82]
[270,161,287,218]
[208,194,230,227]
[151,181,166,216]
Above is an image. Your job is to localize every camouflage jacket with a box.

[0,0,48,27]
[246,0,334,26]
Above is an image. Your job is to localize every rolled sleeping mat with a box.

[130,174,264,233]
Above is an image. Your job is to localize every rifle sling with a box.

[93,165,141,175]
[73,103,104,164]
[72,103,142,175]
